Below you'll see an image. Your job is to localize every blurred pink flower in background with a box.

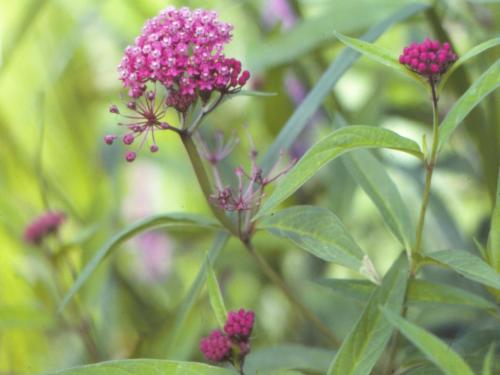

[123,161,173,281]
[262,0,297,30]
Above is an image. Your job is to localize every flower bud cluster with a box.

[105,88,170,162]
[24,212,65,245]
[200,309,255,364]
[399,38,457,80]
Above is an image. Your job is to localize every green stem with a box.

[385,80,440,373]
[180,132,239,237]
[43,247,101,362]
[413,79,440,261]
[180,132,340,348]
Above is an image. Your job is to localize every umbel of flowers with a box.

[200,309,255,367]
[105,6,250,162]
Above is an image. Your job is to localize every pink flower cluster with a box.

[118,6,250,108]
[24,212,65,245]
[399,38,457,79]
[200,309,255,364]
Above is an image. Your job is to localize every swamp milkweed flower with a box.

[106,6,250,161]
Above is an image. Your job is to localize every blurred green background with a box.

[0,0,498,373]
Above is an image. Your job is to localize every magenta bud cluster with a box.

[24,212,65,245]
[200,309,255,364]
[399,38,457,79]
[224,309,255,339]
[199,330,232,362]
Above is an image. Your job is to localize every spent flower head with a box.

[205,129,296,215]
[399,38,457,81]
[24,212,65,245]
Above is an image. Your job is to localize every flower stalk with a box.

[179,131,340,348]
[413,78,440,261]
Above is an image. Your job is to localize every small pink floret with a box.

[123,134,135,145]
[104,135,115,145]
[125,151,136,162]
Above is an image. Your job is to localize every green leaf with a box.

[381,308,475,375]
[407,280,497,311]
[46,359,237,375]
[488,170,500,271]
[258,206,366,272]
[165,232,229,357]
[333,31,424,84]
[206,263,228,328]
[318,278,497,310]
[439,37,500,92]
[256,126,423,218]
[244,345,332,375]
[259,3,429,172]
[438,60,500,151]
[482,344,496,375]
[425,249,500,290]
[58,213,221,313]
[316,279,374,301]
[327,256,409,375]
[343,150,415,252]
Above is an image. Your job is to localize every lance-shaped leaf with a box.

[488,170,500,271]
[259,3,429,171]
[46,359,237,375]
[59,213,221,313]
[343,150,414,252]
[206,263,228,328]
[256,126,423,218]
[482,344,496,375]
[381,308,475,375]
[425,249,500,290]
[438,36,500,92]
[438,60,500,151]
[259,206,366,273]
[317,278,497,311]
[333,31,424,84]
[327,256,409,375]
